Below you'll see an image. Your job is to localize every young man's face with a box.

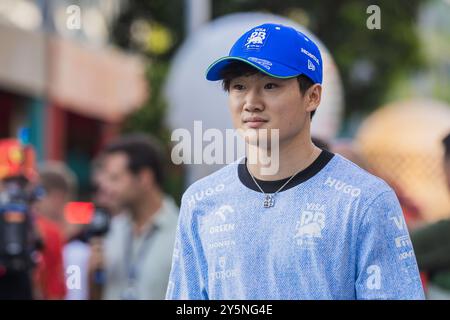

[227,73,319,147]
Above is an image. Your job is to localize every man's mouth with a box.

[243,117,268,129]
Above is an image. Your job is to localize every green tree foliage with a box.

[112,1,185,201]
[212,0,427,118]
[114,0,427,120]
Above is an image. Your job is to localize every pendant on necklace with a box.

[263,194,275,208]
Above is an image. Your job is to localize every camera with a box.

[85,206,111,239]
[0,177,42,273]
[64,203,111,286]
[64,202,111,241]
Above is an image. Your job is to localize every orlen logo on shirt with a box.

[210,208,235,234]
[324,177,361,197]
[186,183,225,208]
[201,205,236,235]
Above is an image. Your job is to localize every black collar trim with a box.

[238,150,334,193]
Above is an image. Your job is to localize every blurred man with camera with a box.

[88,134,178,300]
[0,139,42,299]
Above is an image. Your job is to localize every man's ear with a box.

[304,84,322,113]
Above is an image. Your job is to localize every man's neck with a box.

[129,188,163,234]
[247,135,321,181]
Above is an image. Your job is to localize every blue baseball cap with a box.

[206,23,323,84]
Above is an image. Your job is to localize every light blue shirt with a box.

[103,197,179,300]
[166,152,425,300]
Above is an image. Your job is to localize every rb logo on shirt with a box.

[294,206,326,239]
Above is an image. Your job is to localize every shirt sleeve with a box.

[165,195,209,300]
[355,190,425,300]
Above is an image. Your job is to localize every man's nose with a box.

[244,88,264,112]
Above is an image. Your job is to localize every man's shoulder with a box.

[178,160,242,220]
[105,212,130,245]
[109,212,129,228]
[156,196,180,231]
[182,159,241,199]
[325,153,392,196]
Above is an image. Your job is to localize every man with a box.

[91,155,123,218]
[36,162,92,300]
[411,132,450,299]
[166,23,424,299]
[33,212,66,300]
[30,163,72,300]
[37,162,78,240]
[89,134,178,300]
[0,139,41,299]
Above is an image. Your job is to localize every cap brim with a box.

[205,56,302,81]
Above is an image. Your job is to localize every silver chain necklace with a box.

[248,167,304,208]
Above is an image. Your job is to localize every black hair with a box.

[311,136,330,151]
[443,132,450,159]
[220,61,317,119]
[103,134,165,188]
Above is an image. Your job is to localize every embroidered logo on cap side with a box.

[301,48,320,65]
[244,28,268,50]
[248,57,272,70]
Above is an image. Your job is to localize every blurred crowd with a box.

[0,131,449,300]
[0,133,177,300]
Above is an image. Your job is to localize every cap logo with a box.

[248,57,272,70]
[308,59,315,71]
[244,28,267,50]
[301,48,320,66]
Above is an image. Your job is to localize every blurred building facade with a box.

[0,0,147,195]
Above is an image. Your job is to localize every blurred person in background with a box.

[0,139,42,299]
[37,162,78,240]
[32,163,77,299]
[90,154,124,218]
[411,132,450,299]
[36,162,92,300]
[32,210,66,299]
[88,134,178,300]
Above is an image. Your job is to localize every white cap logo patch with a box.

[244,28,267,50]
[308,59,315,71]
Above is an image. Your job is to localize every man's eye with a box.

[264,83,278,89]
[232,84,245,90]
